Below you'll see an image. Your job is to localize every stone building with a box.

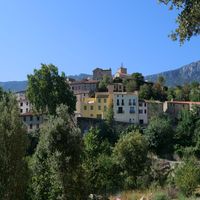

[15,90,44,132]
[93,68,112,81]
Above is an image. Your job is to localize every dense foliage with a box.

[174,157,200,196]
[30,105,83,200]
[159,0,200,43]
[0,93,28,200]
[27,64,76,115]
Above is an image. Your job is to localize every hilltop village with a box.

[16,66,200,133]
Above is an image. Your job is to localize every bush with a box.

[174,157,200,196]
[152,192,169,200]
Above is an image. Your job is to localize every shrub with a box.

[152,192,169,200]
[174,157,200,196]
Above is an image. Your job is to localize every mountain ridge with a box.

[145,60,200,86]
[1,60,200,91]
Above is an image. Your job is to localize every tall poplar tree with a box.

[0,93,28,200]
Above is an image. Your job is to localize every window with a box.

[139,109,143,114]
[130,107,135,113]
[37,116,40,121]
[139,119,144,125]
[30,116,33,121]
[139,102,143,107]
[84,106,87,110]
[129,118,131,123]
[117,107,123,113]
[104,106,107,111]
[30,124,33,129]
[90,106,94,110]
[133,99,136,105]
[20,102,23,106]
[117,99,119,106]
[104,98,107,103]
[26,102,29,106]
[121,99,124,106]
[97,114,102,119]
[98,98,101,103]
[90,114,93,117]
[26,108,28,113]
[144,109,147,114]
[144,103,147,107]
[23,116,26,122]
[98,106,101,110]
[20,109,23,113]
[129,99,132,105]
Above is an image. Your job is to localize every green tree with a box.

[145,115,174,157]
[83,128,118,195]
[125,79,138,92]
[0,93,28,200]
[189,83,200,101]
[30,105,84,200]
[98,75,111,92]
[131,72,144,82]
[167,87,175,100]
[113,131,149,189]
[152,82,167,101]
[174,85,185,100]
[174,156,200,196]
[139,84,153,100]
[159,0,200,43]
[27,64,76,115]
[157,76,165,87]
[124,73,145,92]
[175,109,196,148]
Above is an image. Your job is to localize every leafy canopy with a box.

[159,0,200,43]
[27,64,76,115]
[30,105,83,200]
[0,93,28,200]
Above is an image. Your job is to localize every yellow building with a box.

[80,92,112,119]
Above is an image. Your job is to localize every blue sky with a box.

[0,0,199,81]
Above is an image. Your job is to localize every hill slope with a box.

[0,73,92,92]
[0,81,28,92]
[145,61,200,86]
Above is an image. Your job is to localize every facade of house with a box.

[113,92,140,124]
[16,91,32,114]
[15,91,44,132]
[80,92,112,119]
[163,101,200,118]
[146,100,164,121]
[69,79,98,95]
[21,112,44,132]
[138,100,148,125]
[93,68,112,81]
[75,92,90,117]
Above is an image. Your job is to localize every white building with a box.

[113,92,139,124]
[138,100,148,124]
[15,91,32,114]
[113,92,148,125]
[15,91,44,132]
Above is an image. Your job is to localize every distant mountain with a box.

[0,81,28,92]
[2,61,200,92]
[68,73,92,80]
[145,61,200,87]
[0,73,92,92]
